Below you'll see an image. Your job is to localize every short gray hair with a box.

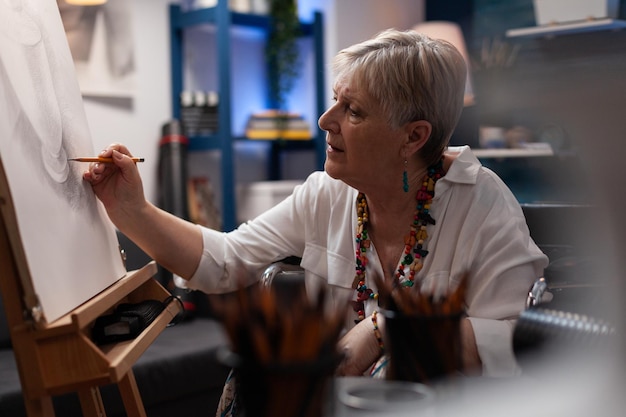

[332,29,467,166]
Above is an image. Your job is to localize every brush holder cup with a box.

[381,308,464,384]
[217,348,340,417]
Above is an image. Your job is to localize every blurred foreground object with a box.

[211,279,347,417]
[514,276,617,373]
[376,274,468,384]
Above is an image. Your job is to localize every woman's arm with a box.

[336,313,481,377]
[83,144,203,279]
[461,318,482,374]
[336,313,384,376]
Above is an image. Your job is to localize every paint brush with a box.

[68,157,145,163]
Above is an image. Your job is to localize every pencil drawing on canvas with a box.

[0,0,126,322]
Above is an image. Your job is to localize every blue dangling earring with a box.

[402,158,409,193]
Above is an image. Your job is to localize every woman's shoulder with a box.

[302,170,346,186]
[446,147,511,191]
[291,171,357,218]
[443,147,522,213]
[297,171,354,198]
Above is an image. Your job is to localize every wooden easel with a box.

[0,158,182,417]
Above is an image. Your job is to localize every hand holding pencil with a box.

[82,146,148,225]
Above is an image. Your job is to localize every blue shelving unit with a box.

[169,1,326,231]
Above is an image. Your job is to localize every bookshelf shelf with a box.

[506,18,626,38]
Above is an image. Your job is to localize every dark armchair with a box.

[513,203,617,371]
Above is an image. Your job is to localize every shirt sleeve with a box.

[468,317,520,377]
[461,173,548,375]
[175,174,321,293]
[434,150,548,376]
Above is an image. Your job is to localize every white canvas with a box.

[0,0,126,322]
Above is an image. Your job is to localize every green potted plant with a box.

[265,0,301,136]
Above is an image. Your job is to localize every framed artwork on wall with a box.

[58,0,136,98]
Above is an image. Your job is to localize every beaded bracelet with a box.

[371,310,384,353]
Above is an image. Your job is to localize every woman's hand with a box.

[335,314,481,378]
[83,143,203,280]
[83,144,146,223]
[336,314,384,376]
[461,318,482,374]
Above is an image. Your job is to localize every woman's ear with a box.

[405,120,432,154]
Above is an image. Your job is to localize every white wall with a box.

[80,0,425,204]
[333,0,425,50]
[82,0,173,204]
[300,0,424,109]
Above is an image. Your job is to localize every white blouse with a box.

[180,145,548,377]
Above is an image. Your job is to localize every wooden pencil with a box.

[68,157,145,163]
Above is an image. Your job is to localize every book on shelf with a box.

[245,110,312,140]
[245,129,312,140]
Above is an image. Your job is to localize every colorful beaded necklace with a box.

[352,159,445,322]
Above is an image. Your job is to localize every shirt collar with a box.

[442,145,481,185]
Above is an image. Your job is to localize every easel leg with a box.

[77,386,107,417]
[23,396,55,417]
[118,370,147,417]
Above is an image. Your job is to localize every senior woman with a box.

[84,29,547,388]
